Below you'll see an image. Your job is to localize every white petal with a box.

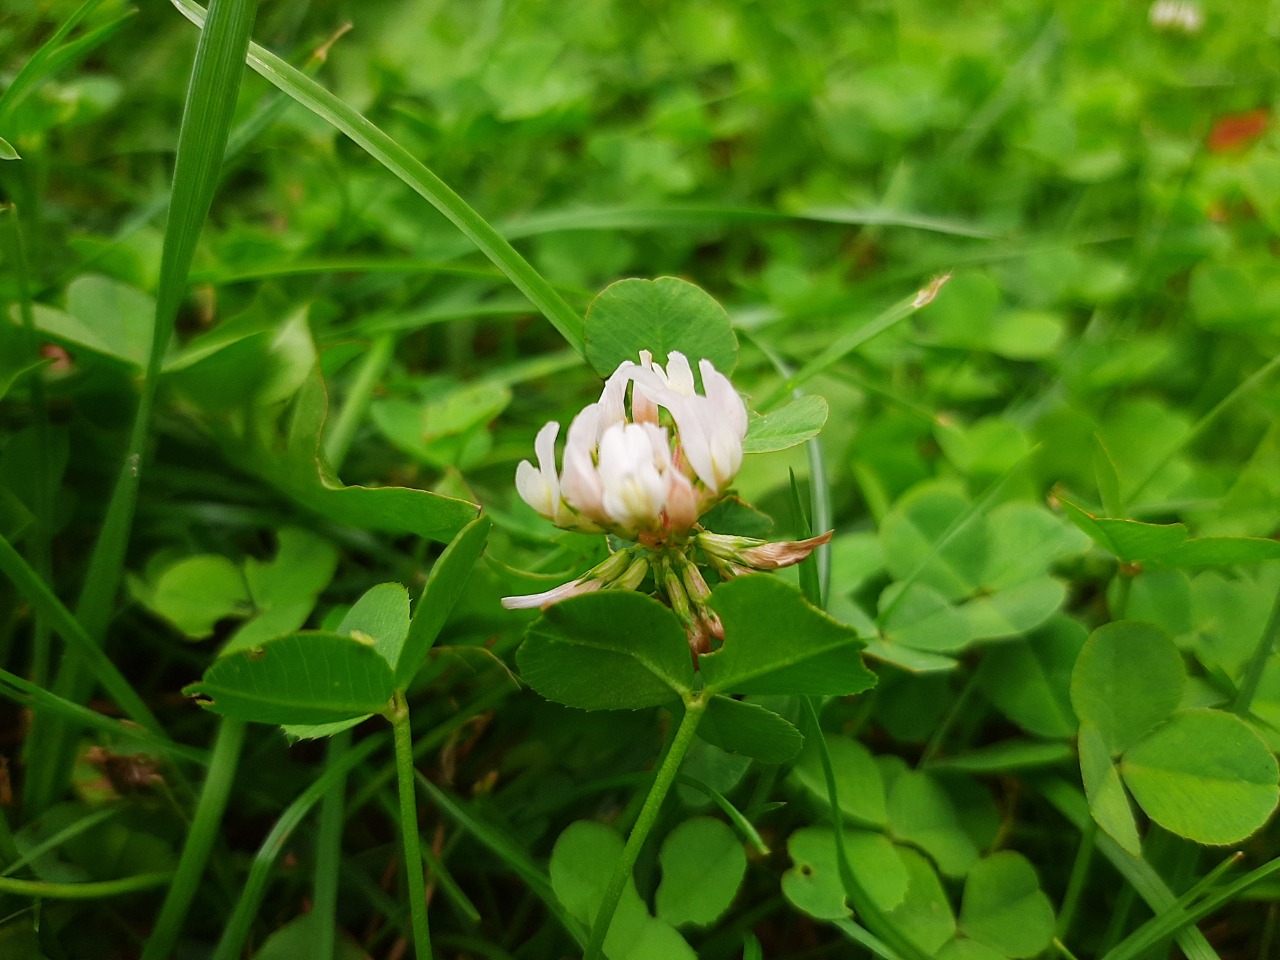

[664,351,696,395]
[515,460,556,518]
[699,359,748,439]
[501,577,603,610]
[599,362,633,428]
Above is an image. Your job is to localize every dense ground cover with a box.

[2,0,1280,957]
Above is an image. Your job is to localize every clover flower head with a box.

[503,350,830,651]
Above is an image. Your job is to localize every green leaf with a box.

[185,632,396,725]
[239,368,479,544]
[549,821,695,960]
[654,817,746,928]
[0,136,18,160]
[790,734,887,827]
[1120,709,1280,845]
[222,528,338,655]
[958,852,1055,959]
[880,484,987,602]
[1060,500,1188,563]
[887,770,978,878]
[782,827,909,920]
[976,616,1085,738]
[252,914,369,960]
[962,577,1066,641]
[583,277,738,378]
[397,516,490,687]
[701,575,877,696]
[936,940,1006,960]
[878,581,972,653]
[1070,621,1185,756]
[145,555,250,638]
[741,395,829,454]
[337,583,410,672]
[22,276,154,367]
[980,502,1089,591]
[517,591,695,710]
[882,847,958,955]
[1156,537,1280,568]
[1078,720,1142,856]
[370,382,511,468]
[697,696,803,764]
[927,741,1075,774]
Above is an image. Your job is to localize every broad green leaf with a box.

[980,502,1089,591]
[878,581,972,653]
[583,277,738,378]
[988,309,1064,360]
[887,770,978,878]
[1060,500,1187,563]
[0,136,18,160]
[146,555,250,638]
[517,591,695,710]
[781,827,908,920]
[549,821,695,960]
[697,696,803,764]
[863,640,959,674]
[701,575,876,697]
[397,516,490,687]
[654,817,746,927]
[1078,720,1142,856]
[961,577,1066,641]
[370,382,511,468]
[958,852,1055,958]
[337,583,410,671]
[936,940,1005,960]
[185,632,396,725]
[1120,709,1280,845]
[1070,621,1185,755]
[880,484,987,601]
[1157,537,1280,568]
[741,395,829,454]
[882,847,957,955]
[240,368,479,543]
[20,276,153,368]
[790,734,887,827]
[222,528,339,655]
[976,616,1084,738]
[253,914,369,960]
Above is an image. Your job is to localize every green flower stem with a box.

[141,718,246,960]
[584,696,707,960]
[390,690,433,960]
[1232,582,1280,717]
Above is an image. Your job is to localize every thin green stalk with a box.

[2,807,118,878]
[323,334,395,467]
[1055,819,1097,942]
[32,0,261,816]
[140,719,246,960]
[312,730,350,960]
[211,733,384,960]
[0,872,173,900]
[390,691,433,960]
[1232,583,1280,716]
[584,697,707,960]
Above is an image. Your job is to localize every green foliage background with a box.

[1,0,1279,958]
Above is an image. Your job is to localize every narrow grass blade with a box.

[0,0,113,122]
[170,0,586,356]
[0,534,162,734]
[211,733,385,960]
[0,872,173,899]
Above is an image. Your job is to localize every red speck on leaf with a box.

[1207,109,1269,153]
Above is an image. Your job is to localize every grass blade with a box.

[170,0,586,356]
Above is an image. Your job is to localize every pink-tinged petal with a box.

[500,577,603,610]
[598,423,667,534]
[663,469,700,532]
[632,352,659,424]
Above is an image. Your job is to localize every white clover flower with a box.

[1149,0,1203,32]
[511,351,746,540]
